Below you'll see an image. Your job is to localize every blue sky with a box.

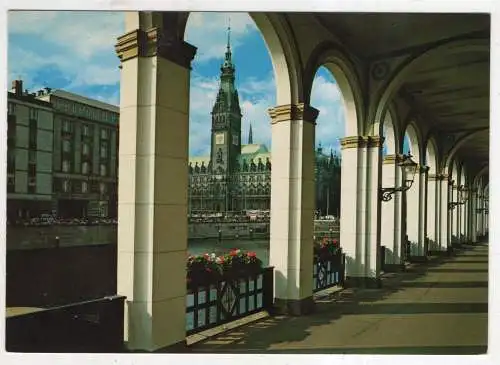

[7,11,346,157]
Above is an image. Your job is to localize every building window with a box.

[63,180,70,192]
[99,182,107,195]
[8,102,16,115]
[82,181,88,193]
[100,128,108,140]
[100,164,107,177]
[82,124,90,137]
[62,160,71,173]
[82,143,90,156]
[82,161,89,175]
[100,142,108,158]
[29,108,38,120]
[62,120,72,133]
[62,139,71,153]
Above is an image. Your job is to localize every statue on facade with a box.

[257,158,264,171]
[250,159,257,172]
[216,148,223,163]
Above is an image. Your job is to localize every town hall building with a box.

[188,29,341,215]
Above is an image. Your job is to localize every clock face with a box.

[215,133,225,145]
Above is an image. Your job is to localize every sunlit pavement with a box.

[188,243,488,354]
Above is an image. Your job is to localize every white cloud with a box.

[8,11,121,95]
[8,11,124,60]
[185,12,255,63]
[311,74,342,104]
[312,74,345,153]
[238,74,275,96]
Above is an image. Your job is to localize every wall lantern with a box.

[448,185,468,210]
[380,154,418,202]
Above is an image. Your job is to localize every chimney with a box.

[11,80,23,96]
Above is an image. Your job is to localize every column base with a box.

[155,340,189,353]
[344,276,382,289]
[382,263,406,272]
[273,296,315,316]
[408,255,428,263]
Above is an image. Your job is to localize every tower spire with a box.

[227,17,231,51]
[223,18,233,67]
[248,123,253,144]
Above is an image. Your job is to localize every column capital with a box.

[367,136,384,148]
[268,103,319,125]
[341,136,366,149]
[340,135,384,150]
[115,28,197,69]
[428,173,439,181]
[435,173,448,181]
[383,153,405,164]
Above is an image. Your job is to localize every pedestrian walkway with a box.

[189,243,488,354]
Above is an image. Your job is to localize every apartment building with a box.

[6,80,119,220]
[7,80,54,221]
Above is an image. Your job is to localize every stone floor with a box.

[188,243,489,354]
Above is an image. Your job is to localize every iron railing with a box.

[313,252,345,292]
[186,267,274,335]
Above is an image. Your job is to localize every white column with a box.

[269,104,318,315]
[380,154,404,269]
[451,185,459,244]
[447,180,453,247]
[419,167,428,255]
[464,191,470,243]
[406,166,426,259]
[477,194,484,236]
[470,189,478,243]
[427,173,438,251]
[459,192,466,243]
[115,26,196,351]
[438,175,450,252]
[340,136,383,288]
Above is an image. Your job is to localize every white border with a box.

[1,1,499,365]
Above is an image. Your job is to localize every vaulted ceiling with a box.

[315,13,490,175]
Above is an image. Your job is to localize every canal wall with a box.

[6,225,118,251]
[7,220,339,250]
[188,222,269,240]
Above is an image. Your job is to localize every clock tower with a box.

[210,25,242,175]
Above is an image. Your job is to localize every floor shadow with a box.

[424,268,488,273]
[192,345,488,354]
[318,302,488,315]
[450,260,489,264]
[398,281,488,288]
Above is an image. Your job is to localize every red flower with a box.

[247,251,256,257]
[333,239,338,246]
[229,250,237,257]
